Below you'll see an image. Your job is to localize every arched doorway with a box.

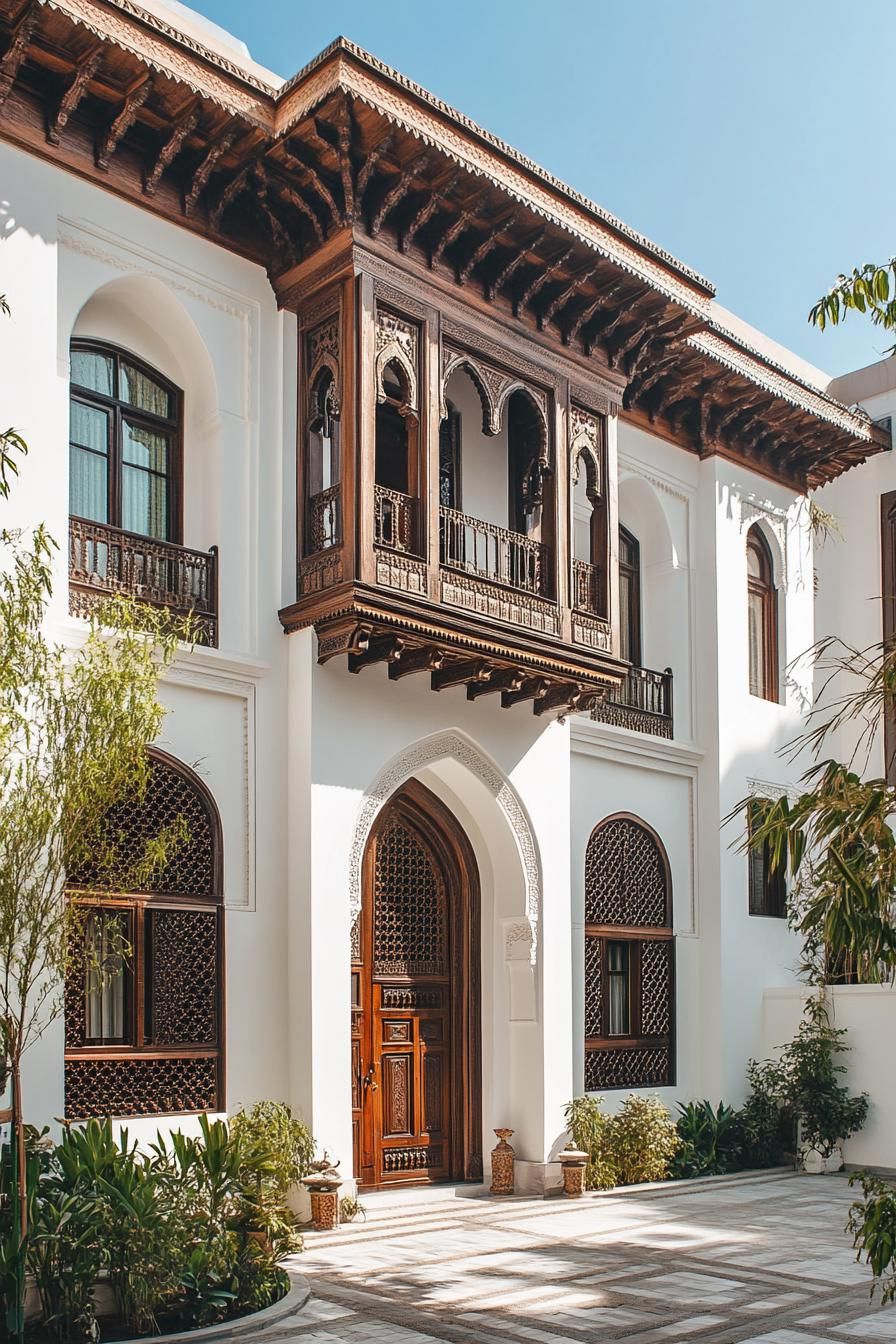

[353,780,481,1188]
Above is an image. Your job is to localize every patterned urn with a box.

[558,1144,590,1197]
[302,1154,343,1230]
[490,1128,515,1195]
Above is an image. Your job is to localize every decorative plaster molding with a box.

[746,776,797,803]
[740,497,789,592]
[347,730,541,960]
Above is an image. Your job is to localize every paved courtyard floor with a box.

[271,1172,896,1344]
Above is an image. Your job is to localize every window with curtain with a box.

[64,749,223,1120]
[305,367,341,554]
[69,342,180,542]
[619,526,641,665]
[747,525,778,701]
[584,814,675,1091]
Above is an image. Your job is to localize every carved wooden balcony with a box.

[68,517,218,647]
[592,664,673,738]
[374,486,418,553]
[572,558,605,617]
[439,506,550,599]
[307,485,341,554]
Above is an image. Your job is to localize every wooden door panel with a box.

[381,1051,413,1137]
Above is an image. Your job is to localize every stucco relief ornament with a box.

[740,499,788,592]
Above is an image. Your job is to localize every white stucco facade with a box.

[2,6,892,1185]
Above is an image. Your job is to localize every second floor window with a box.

[69,342,181,542]
[747,798,787,918]
[747,525,778,701]
[619,526,641,665]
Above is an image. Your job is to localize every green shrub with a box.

[611,1094,680,1184]
[563,1096,616,1189]
[565,1093,680,1187]
[670,1101,741,1178]
[737,1060,793,1168]
[848,1172,896,1304]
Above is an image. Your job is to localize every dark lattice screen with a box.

[67,753,217,897]
[147,909,219,1046]
[585,816,668,927]
[374,815,446,975]
[66,1056,218,1120]
[584,815,674,1091]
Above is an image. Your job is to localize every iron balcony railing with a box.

[439,505,550,598]
[593,664,673,737]
[374,485,417,553]
[68,517,218,647]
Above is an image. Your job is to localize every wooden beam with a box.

[400,168,459,252]
[457,210,517,285]
[209,161,252,230]
[533,683,591,717]
[388,645,444,680]
[333,100,354,224]
[96,73,153,170]
[564,277,627,346]
[253,165,298,268]
[355,128,397,199]
[430,208,474,270]
[47,44,103,146]
[485,226,545,300]
[371,153,431,237]
[144,105,198,195]
[501,677,551,709]
[538,263,598,331]
[431,657,489,691]
[278,144,342,226]
[466,666,524,700]
[276,179,325,245]
[0,3,38,112]
[348,632,405,673]
[184,126,236,216]
[514,245,574,317]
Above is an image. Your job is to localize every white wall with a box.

[446,366,508,527]
[761,986,896,1169]
[0,138,293,1138]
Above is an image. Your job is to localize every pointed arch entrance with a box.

[353,780,481,1188]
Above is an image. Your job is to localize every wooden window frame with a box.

[747,800,787,919]
[747,525,779,702]
[304,367,342,555]
[583,813,675,1090]
[619,525,642,667]
[64,749,225,1117]
[69,339,184,544]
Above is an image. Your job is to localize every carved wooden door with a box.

[355,800,452,1187]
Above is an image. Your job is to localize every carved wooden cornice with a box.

[0,2,885,487]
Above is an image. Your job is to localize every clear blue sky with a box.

[186,0,895,378]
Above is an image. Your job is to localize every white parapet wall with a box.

[761,985,896,1170]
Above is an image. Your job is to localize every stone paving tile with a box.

[277,1175,896,1344]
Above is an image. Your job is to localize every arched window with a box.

[69,341,181,541]
[305,368,341,553]
[439,399,461,510]
[619,526,641,665]
[584,814,674,1091]
[747,525,778,701]
[374,360,419,552]
[64,749,224,1119]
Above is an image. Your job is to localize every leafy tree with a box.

[810,259,896,348]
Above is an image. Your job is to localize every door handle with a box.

[364,1062,378,1091]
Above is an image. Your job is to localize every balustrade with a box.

[307,484,341,553]
[68,517,218,646]
[374,486,417,552]
[439,506,549,598]
[572,558,605,617]
[593,664,673,737]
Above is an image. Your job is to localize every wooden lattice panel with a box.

[640,940,673,1038]
[584,934,602,1038]
[584,1046,671,1092]
[374,816,447,975]
[585,817,668,927]
[67,754,216,897]
[148,909,218,1046]
[65,1056,219,1119]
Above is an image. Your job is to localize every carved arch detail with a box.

[440,343,550,461]
[375,307,419,412]
[306,313,340,419]
[570,405,603,499]
[348,730,540,962]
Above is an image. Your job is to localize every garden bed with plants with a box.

[566,991,869,1191]
[0,1102,314,1343]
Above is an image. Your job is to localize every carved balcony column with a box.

[424,307,442,601]
[605,407,621,661]
[357,269,378,587]
[340,267,360,586]
[555,380,572,644]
